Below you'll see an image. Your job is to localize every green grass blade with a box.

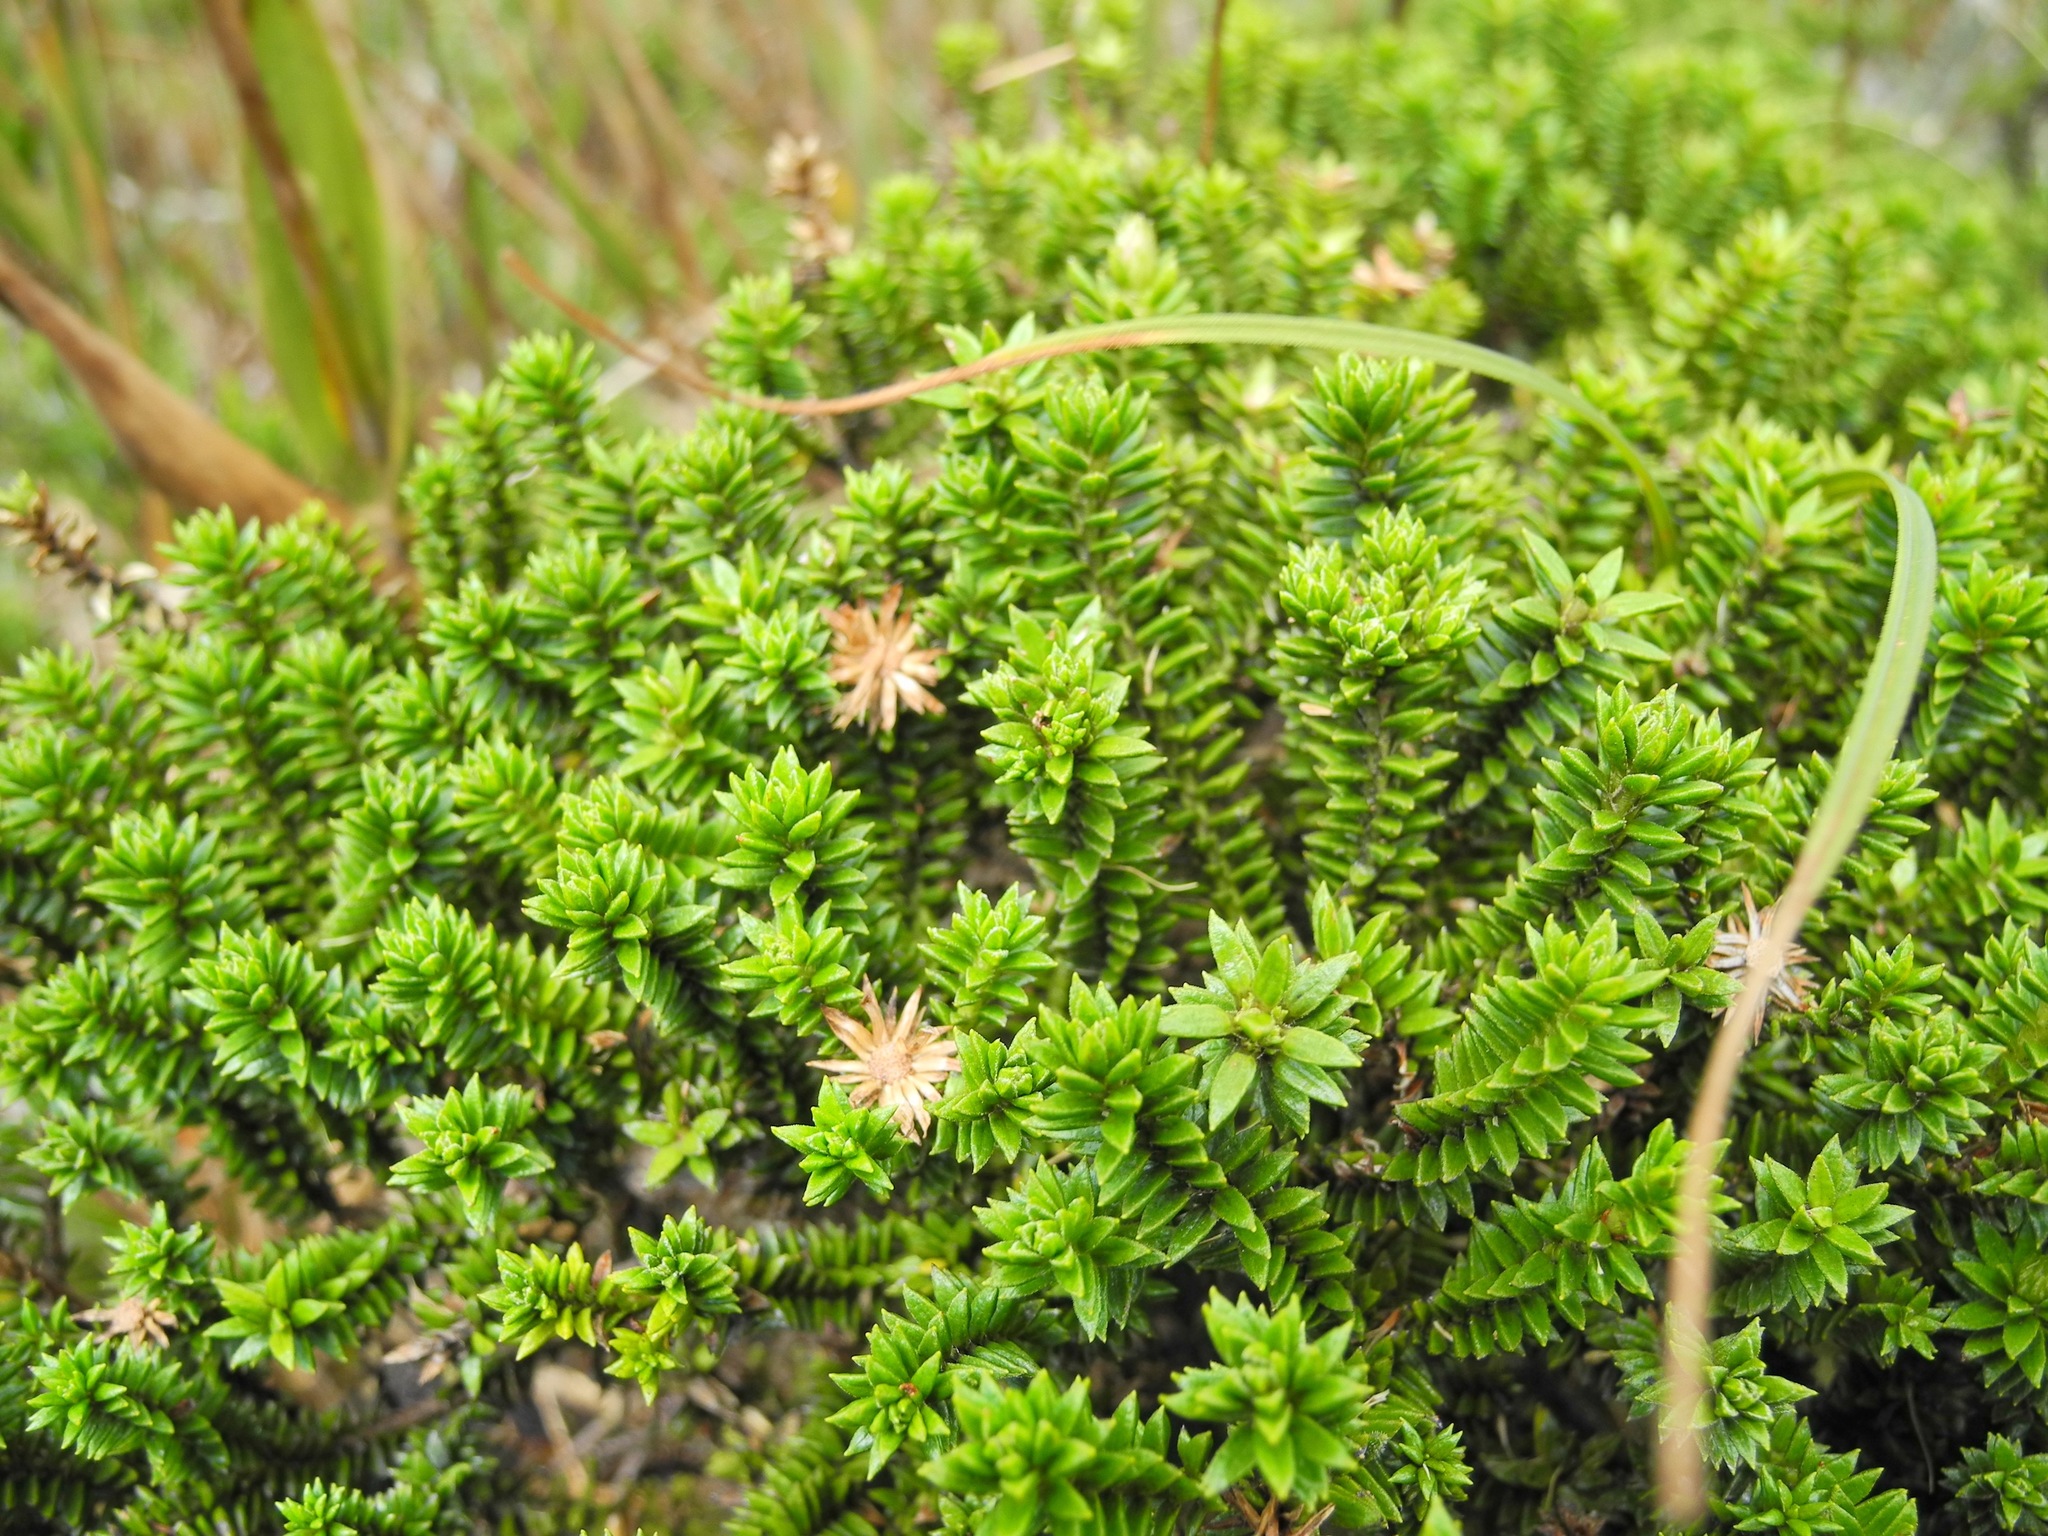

[1656,466,1937,1520]
[242,152,353,478]
[20,10,133,346]
[513,278,1685,567]
[1782,469,1940,913]
[240,0,397,484]
[976,316,1678,567]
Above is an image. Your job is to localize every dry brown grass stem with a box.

[1656,939,1789,1518]
[974,42,1078,93]
[1655,466,1937,1520]
[585,0,746,297]
[666,1,779,142]
[0,234,331,529]
[370,72,587,252]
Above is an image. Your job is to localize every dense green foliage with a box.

[8,2,2048,1534]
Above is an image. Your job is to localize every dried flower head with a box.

[1352,244,1428,299]
[1710,888,1815,1031]
[0,478,186,632]
[1411,209,1456,274]
[789,212,854,268]
[766,133,851,270]
[810,982,956,1140]
[1306,160,1359,197]
[385,1319,474,1384]
[827,585,945,734]
[766,132,839,206]
[79,1295,178,1351]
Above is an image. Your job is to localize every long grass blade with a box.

[205,0,395,478]
[500,255,1680,566]
[23,10,135,349]
[462,0,659,312]
[1655,466,1938,1519]
[0,55,77,274]
[978,316,1677,562]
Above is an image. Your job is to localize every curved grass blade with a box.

[1656,466,1937,1519]
[972,316,1674,564]
[500,251,1678,566]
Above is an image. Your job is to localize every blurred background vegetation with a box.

[4,0,2048,658]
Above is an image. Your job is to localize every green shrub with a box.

[7,3,2048,1534]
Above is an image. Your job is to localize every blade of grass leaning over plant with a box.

[501,250,1678,565]
[1656,465,1937,1521]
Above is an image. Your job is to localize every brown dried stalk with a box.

[1203,0,1233,165]
[0,235,330,529]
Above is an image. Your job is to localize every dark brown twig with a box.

[0,238,332,528]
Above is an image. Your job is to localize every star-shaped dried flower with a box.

[767,133,851,269]
[1411,209,1456,274]
[810,981,957,1140]
[385,1319,474,1384]
[80,1295,177,1351]
[767,132,839,206]
[826,585,945,735]
[1352,243,1428,299]
[1709,888,1815,1032]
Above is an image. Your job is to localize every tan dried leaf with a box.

[1352,244,1428,299]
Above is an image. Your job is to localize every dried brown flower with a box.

[80,1295,178,1351]
[1352,244,1428,299]
[385,1318,474,1384]
[1709,887,1816,1033]
[1411,209,1456,275]
[827,585,945,734]
[766,132,838,206]
[766,132,851,271]
[810,981,956,1140]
